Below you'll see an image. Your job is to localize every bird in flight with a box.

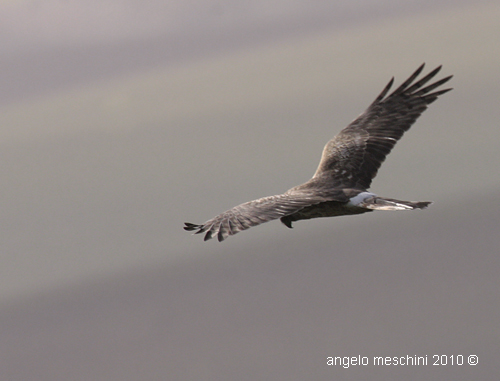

[184,64,452,242]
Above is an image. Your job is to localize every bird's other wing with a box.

[313,63,452,189]
[184,191,332,242]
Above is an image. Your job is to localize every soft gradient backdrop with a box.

[1,1,499,379]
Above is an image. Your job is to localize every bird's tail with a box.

[359,197,431,211]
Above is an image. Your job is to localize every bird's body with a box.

[185,64,452,241]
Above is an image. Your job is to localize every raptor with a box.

[184,64,452,241]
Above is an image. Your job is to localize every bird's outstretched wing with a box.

[184,191,333,242]
[313,63,452,189]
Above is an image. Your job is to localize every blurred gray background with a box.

[1,1,499,380]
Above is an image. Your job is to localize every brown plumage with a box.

[184,64,452,241]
